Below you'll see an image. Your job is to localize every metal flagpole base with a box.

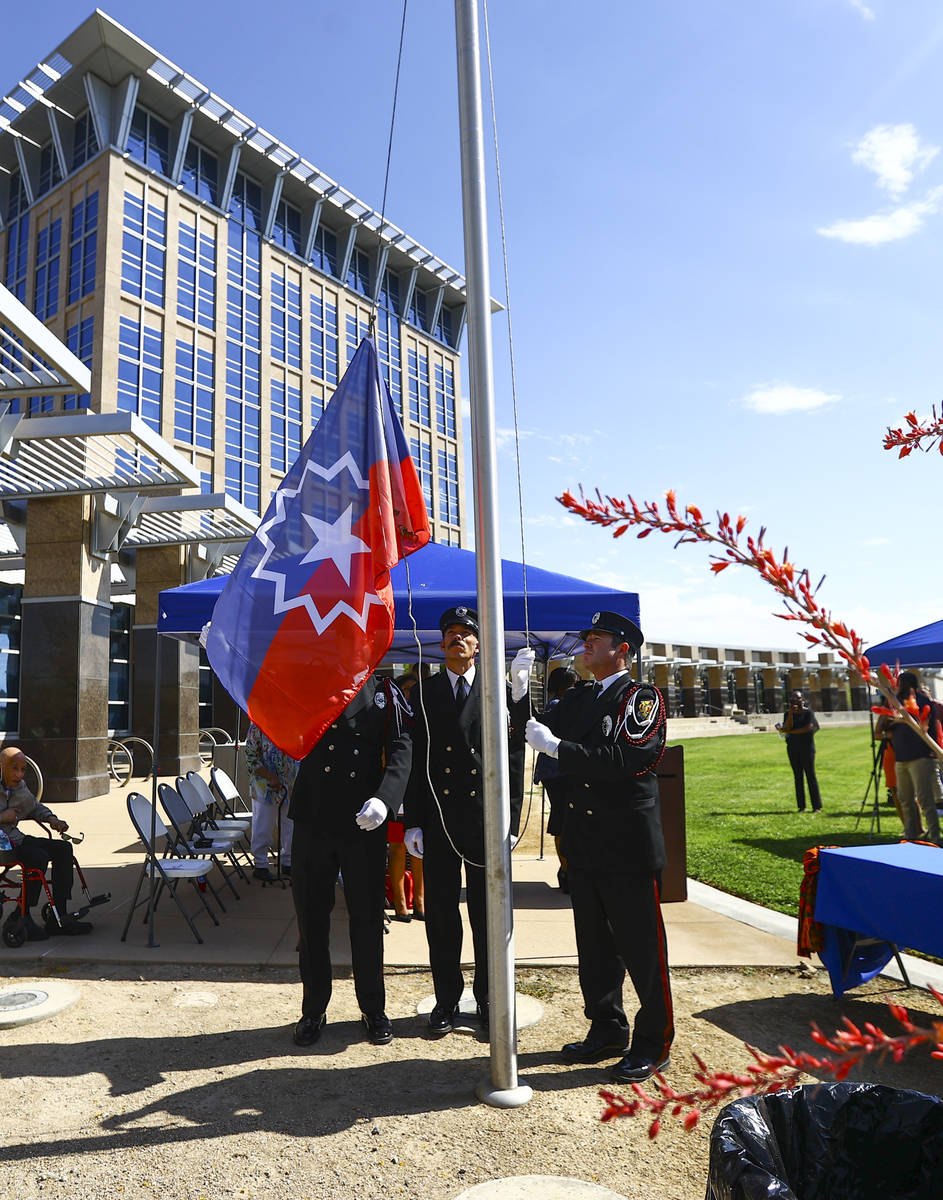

[475,1076,534,1109]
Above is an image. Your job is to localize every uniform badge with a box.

[375,690,387,709]
[602,715,613,737]
[637,698,655,722]
[457,606,468,616]
[592,612,600,625]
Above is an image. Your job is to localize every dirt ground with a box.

[2,962,942,1200]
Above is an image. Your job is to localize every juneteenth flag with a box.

[206,337,431,758]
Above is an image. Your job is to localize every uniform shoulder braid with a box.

[616,683,666,747]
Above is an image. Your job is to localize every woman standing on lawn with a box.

[779,690,822,813]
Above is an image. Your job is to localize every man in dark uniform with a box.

[289,673,412,1048]
[525,611,673,1085]
[404,606,532,1035]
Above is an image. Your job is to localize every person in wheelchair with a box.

[0,746,92,939]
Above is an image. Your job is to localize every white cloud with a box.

[851,124,938,196]
[740,384,841,415]
[849,0,875,20]
[818,188,943,244]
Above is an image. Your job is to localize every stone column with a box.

[652,664,673,716]
[818,668,837,713]
[679,665,700,717]
[132,545,201,778]
[734,667,755,713]
[761,667,780,714]
[788,667,804,695]
[18,495,110,802]
[706,666,725,716]
[850,682,870,711]
[807,672,823,712]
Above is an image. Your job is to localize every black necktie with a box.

[592,682,603,701]
[455,676,468,712]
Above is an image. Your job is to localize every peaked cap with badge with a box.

[439,605,479,636]
[579,610,644,652]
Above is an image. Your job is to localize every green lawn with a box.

[680,726,900,917]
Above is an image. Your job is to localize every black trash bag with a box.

[706,1082,943,1200]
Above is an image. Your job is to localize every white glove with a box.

[510,833,520,850]
[199,621,211,649]
[355,798,388,831]
[404,827,424,859]
[526,717,560,758]
[510,647,536,702]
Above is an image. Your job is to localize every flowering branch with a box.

[558,487,943,761]
[600,990,943,1137]
[884,409,943,458]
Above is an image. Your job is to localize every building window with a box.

[109,603,132,733]
[71,111,99,171]
[4,215,29,303]
[117,313,163,432]
[177,216,216,328]
[225,188,263,511]
[377,268,402,416]
[181,140,219,206]
[311,225,337,277]
[38,143,62,196]
[127,105,171,175]
[408,343,431,428]
[347,246,370,296]
[63,312,93,410]
[67,188,98,304]
[410,432,434,516]
[345,310,369,367]
[435,304,454,347]
[438,445,460,526]
[310,287,338,388]
[229,171,263,232]
[272,197,302,256]
[34,215,62,321]
[0,583,21,734]
[408,287,428,332]
[435,358,456,439]
[175,336,214,449]
[270,375,302,475]
[270,266,302,369]
[121,185,166,307]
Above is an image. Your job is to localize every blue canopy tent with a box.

[157,540,641,664]
[867,620,943,669]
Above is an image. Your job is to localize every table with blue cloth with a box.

[813,842,943,997]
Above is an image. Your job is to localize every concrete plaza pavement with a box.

[3,772,939,996]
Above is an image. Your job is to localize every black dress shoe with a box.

[253,866,276,882]
[428,1002,459,1036]
[362,1012,393,1045]
[293,1013,326,1046]
[561,1027,630,1064]
[476,1000,489,1030]
[609,1053,671,1084]
[391,912,411,923]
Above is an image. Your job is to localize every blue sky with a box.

[4,1,943,653]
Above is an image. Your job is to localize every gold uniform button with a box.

[445,746,452,752]
[470,790,477,797]
[586,809,593,815]
[471,768,477,775]
[324,766,331,773]
[353,749,359,756]
[443,789,450,796]
[444,767,451,774]
[328,745,334,750]
[350,772,356,778]
[568,802,574,809]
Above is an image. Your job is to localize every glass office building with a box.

[0,12,470,793]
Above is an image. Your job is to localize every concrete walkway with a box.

[3,772,938,994]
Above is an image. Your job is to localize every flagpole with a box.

[455,0,532,1109]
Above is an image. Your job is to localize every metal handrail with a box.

[107,736,155,781]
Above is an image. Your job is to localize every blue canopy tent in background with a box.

[867,620,943,669]
[158,540,641,664]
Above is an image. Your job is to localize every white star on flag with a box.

[300,505,370,585]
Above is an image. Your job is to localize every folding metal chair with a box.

[184,771,252,836]
[209,765,252,819]
[178,775,251,880]
[121,792,219,945]
[157,781,243,905]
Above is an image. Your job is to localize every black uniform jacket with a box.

[546,675,667,874]
[289,676,412,835]
[404,670,528,859]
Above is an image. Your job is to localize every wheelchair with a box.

[0,823,111,947]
